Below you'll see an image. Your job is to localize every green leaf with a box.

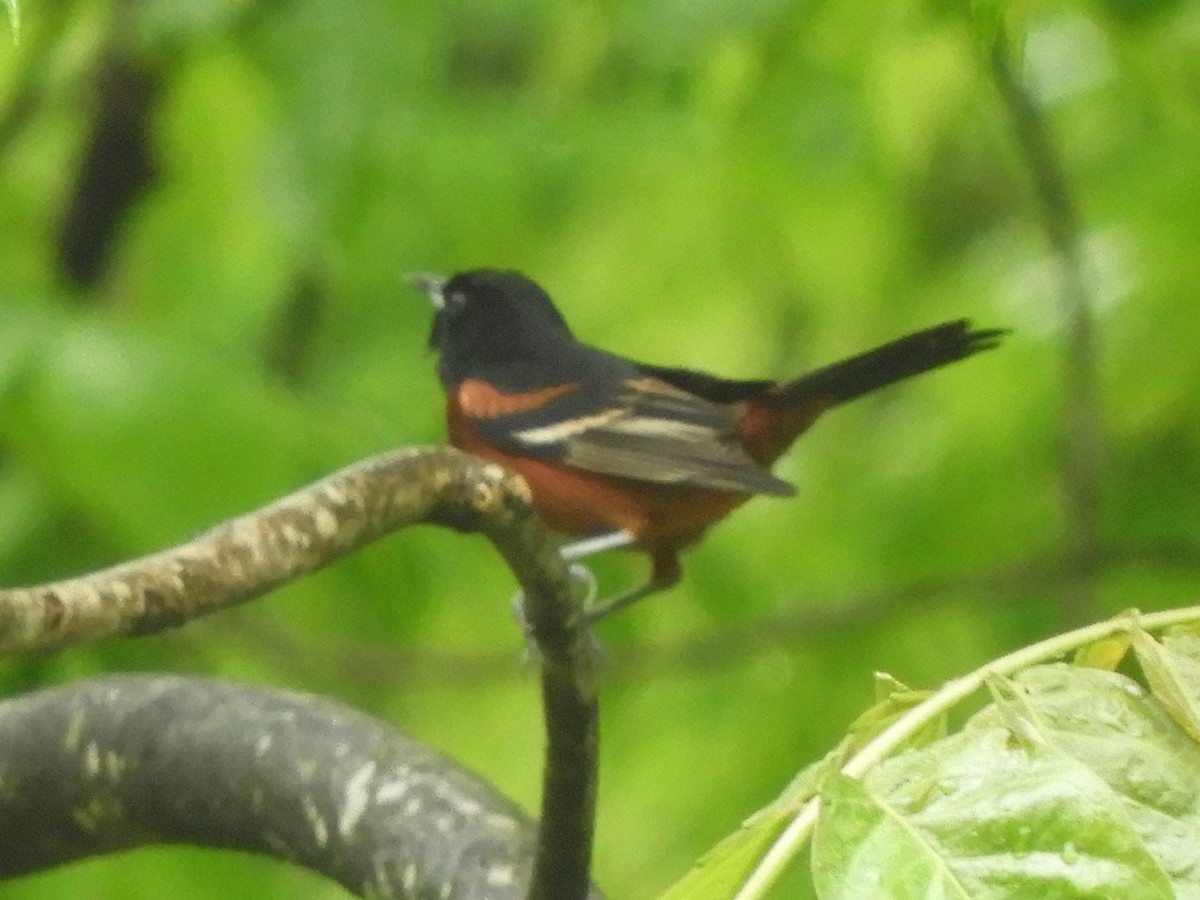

[979,665,1200,892]
[982,672,1051,749]
[845,672,941,751]
[814,773,971,899]
[811,663,1200,898]
[818,718,1174,899]
[1075,634,1133,671]
[1133,628,1200,742]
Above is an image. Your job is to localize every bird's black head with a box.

[409,269,575,386]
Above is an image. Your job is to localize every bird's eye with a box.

[446,290,467,310]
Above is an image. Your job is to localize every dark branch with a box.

[0,674,600,899]
[468,471,601,900]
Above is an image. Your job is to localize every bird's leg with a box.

[582,548,681,623]
[560,531,637,561]
[507,533,624,632]
[510,531,678,626]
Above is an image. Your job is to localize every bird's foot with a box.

[510,563,601,666]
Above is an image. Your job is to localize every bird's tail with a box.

[737,320,1005,466]
[772,320,1006,407]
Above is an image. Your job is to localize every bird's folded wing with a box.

[461,376,795,496]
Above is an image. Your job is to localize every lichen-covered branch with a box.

[0,674,600,900]
[0,445,602,900]
[0,447,532,655]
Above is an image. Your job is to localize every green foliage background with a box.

[0,0,1197,897]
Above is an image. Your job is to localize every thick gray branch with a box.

[0,674,599,899]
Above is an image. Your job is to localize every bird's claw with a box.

[509,562,599,631]
[567,562,598,607]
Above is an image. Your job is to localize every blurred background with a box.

[0,0,1197,897]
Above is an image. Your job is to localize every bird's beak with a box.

[404,273,448,311]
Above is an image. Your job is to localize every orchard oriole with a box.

[410,269,1003,619]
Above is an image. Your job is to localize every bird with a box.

[409,269,1004,620]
